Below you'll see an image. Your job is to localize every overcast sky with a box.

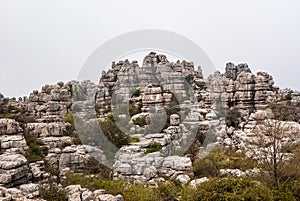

[0,0,299,97]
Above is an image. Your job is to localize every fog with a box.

[0,0,299,97]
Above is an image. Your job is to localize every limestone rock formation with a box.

[0,119,28,154]
[0,52,299,199]
[65,185,124,201]
[0,154,29,187]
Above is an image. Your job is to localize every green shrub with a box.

[23,132,47,163]
[157,181,181,200]
[7,105,20,113]
[181,177,273,201]
[98,119,130,148]
[133,116,148,127]
[65,173,124,194]
[39,183,67,201]
[131,89,141,97]
[272,186,297,201]
[108,113,114,121]
[73,137,82,145]
[63,112,75,136]
[122,184,160,201]
[225,108,241,128]
[63,112,74,125]
[129,102,142,117]
[145,143,162,154]
[64,173,300,200]
[193,148,257,178]
[129,136,140,143]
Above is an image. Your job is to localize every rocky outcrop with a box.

[0,185,43,201]
[19,82,73,123]
[59,145,106,173]
[205,63,275,110]
[26,122,68,138]
[0,154,29,187]
[0,52,299,199]
[114,144,192,184]
[224,63,251,81]
[0,119,28,154]
[65,185,124,201]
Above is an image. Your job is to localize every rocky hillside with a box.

[0,52,300,200]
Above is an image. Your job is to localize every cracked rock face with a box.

[59,145,107,173]
[65,185,124,201]
[0,119,28,154]
[0,154,29,187]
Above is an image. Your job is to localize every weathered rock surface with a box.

[114,143,193,183]
[26,122,67,138]
[0,154,29,187]
[65,185,124,201]
[59,145,106,173]
[0,119,28,154]
[190,177,209,188]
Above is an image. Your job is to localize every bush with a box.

[145,143,162,154]
[108,113,114,121]
[270,103,300,123]
[39,183,67,201]
[225,108,241,128]
[98,119,130,148]
[133,116,148,127]
[157,181,181,200]
[65,173,124,194]
[64,172,300,200]
[181,177,273,201]
[129,102,142,117]
[131,88,141,97]
[23,132,48,163]
[63,112,74,125]
[272,185,297,201]
[193,148,257,178]
[129,136,140,143]
[123,184,160,201]
[63,112,76,136]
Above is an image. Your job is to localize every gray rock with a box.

[190,177,209,188]
[170,114,180,126]
[0,154,29,187]
[176,174,191,185]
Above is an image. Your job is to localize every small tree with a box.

[248,119,297,188]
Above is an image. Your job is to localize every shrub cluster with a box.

[145,143,162,154]
[23,132,48,163]
[193,148,257,178]
[64,172,300,201]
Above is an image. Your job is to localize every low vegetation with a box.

[39,182,68,201]
[133,116,148,127]
[64,171,300,201]
[98,118,130,148]
[193,148,257,178]
[145,143,162,154]
[23,132,48,163]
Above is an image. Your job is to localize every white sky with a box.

[0,0,299,97]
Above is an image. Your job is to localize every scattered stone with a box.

[190,177,209,188]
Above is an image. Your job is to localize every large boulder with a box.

[0,119,28,154]
[59,145,106,173]
[0,154,29,187]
